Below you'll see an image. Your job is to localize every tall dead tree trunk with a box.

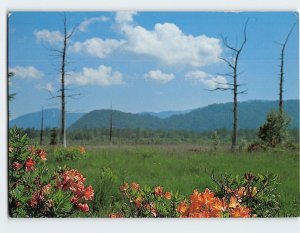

[39,108,44,146]
[211,20,249,152]
[109,104,113,145]
[47,13,77,148]
[277,24,295,114]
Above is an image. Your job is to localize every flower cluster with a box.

[177,188,251,218]
[110,182,181,218]
[57,169,94,212]
[8,128,94,217]
[111,182,253,218]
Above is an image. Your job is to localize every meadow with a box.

[46,145,299,217]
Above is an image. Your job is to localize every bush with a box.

[109,182,253,218]
[8,127,94,217]
[53,146,87,162]
[258,111,291,147]
[209,172,280,217]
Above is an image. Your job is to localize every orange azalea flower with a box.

[228,196,239,209]
[28,145,36,154]
[83,185,94,200]
[236,187,246,198]
[190,189,203,203]
[154,186,163,196]
[177,202,188,216]
[42,184,51,195]
[109,213,124,218]
[77,203,89,212]
[25,157,35,172]
[164,191,171,200]
[12,161,21,170]
[211,198,228,216]
[134,196,143,208]
[202,188,215,203]
[79,146,86,154]
[37,149,47,161]
[131,182,140,190]
[230,206,251,218]
[120,182,129,192]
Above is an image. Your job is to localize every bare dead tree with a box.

[109,103,113,145]
[39,108,44,146]
[275,24,295,114]
[48,13,77,148]
[210,20,249,152]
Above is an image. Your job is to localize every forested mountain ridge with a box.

[69,100,299,131]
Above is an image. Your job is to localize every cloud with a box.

[144,70,174,84]
[35,82,55,92]
[70,38,125,58]
[34,29,63,44]
[66,65,124,86]
[115,11,137,25]
[78,16,110,32]
[185,70,228,89]
[10,66,44,79]
[115,13,222,67]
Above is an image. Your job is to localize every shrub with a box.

[8,127,94,217]
[209,171,280,217]
[258,110,290,147]
[53,146,87,162]
[109,182,253,218]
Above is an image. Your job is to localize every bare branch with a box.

[219,57,234,69]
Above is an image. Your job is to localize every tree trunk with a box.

[39,108,44,146]
[60,15,67,148]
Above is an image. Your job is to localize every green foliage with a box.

[50,128,58,145]
[258,110,291,147]
[209,172,281,217]
[90,168,119,216]
[211,131,220,151]
[111,183,183,217]
[8,128,76,217]
[53,146,87,162]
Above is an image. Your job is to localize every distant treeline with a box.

[20,127,299,146]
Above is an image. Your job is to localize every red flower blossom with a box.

[77,203,89,212]
[37,149,47,161]
[154,186,163,196]
[83,185,94,201]
[25,157,35,172]
[131,182,140,190]
[12,161,21,170]
[120,182,129,192]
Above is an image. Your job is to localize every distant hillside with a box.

[69,109,164,130]
[69,100,299,131]
[139,109,193,119]
[9,109,84,129]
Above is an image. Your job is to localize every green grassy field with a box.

[46,145,299,217]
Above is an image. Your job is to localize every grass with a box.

[46,145,299,217]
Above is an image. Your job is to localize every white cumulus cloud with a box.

[66,65,124,86]
[10,66,44,79]
[185,70,228,89]
[115,11,137,25]
[34,29,63,44]
[35,82,55,92]
[144,70,174,84]
[70,38,125,58]
[78,16,110,32]
[115,12,222,67]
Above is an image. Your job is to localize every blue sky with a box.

[8,12,299,118]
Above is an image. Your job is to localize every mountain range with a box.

[9,109,84,129]
[9,100,299,131]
